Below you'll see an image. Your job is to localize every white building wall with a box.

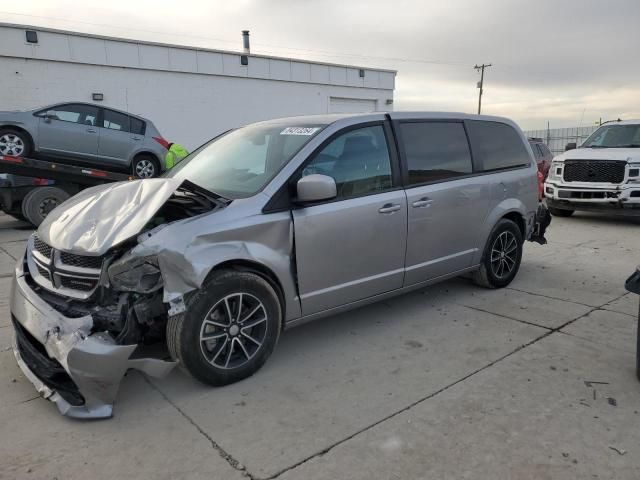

[0,24,396,150]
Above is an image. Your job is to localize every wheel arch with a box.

[206,259,287,328]
[133,150,161,164]
[474,199,529,265]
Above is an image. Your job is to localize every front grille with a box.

[12,316,85,406]
[29,234,104,298]
[60,252,103,269]
[35,263,50,280]
[563,160,626,183]
[33,235,52,258]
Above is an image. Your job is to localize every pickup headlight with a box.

[108,255,163,293]
[548,162,563,180]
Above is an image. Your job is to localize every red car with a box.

[528,137,553,178]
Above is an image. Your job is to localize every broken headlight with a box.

[108,255,163,293]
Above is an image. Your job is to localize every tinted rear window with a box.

[467,121,531,171]
[130,117,146,135]
[103,109,130,132]
[400,122,473,185]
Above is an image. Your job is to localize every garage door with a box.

[329,97,378,114]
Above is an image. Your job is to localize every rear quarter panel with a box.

[471,164,538,265]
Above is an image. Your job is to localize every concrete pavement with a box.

[0,212,639,479]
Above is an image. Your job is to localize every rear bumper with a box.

[10,260,175,419]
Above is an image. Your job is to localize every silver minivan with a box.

[11,112,544,417]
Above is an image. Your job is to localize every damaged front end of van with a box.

[10,178,239,418]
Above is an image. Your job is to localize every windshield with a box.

[166,123,325,199]
[582,124,640,148]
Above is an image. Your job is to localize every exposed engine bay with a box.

[28,180,228,347]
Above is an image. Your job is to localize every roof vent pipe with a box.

[242,30,250,54]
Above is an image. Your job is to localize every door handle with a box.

[86,128,96,133]
[412,198,433,208]
[131,136,141,141]
[378,203,401,214]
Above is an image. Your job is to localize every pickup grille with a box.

[29,234,104,299]
[563,160,626,183]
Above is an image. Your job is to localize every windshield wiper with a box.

[179,179,232,206]
[616,144,640,148]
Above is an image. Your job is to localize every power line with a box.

[0,10,469,68]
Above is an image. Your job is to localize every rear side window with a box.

[130,117,146,135]
[540,144,552,156]
[103,109,130,132]
[530,143,543,159]
[467,121,531,171]
[400,122,473,185]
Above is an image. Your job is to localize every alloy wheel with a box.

[199,293,268,370]
[0,134,25,156]
[135,159,156,178]
[490,231,518,279]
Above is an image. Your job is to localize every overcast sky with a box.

[2,0,639,130]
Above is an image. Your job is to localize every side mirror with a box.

[565,142,577,151]
[296,174,336,203]
[44,111,56,122]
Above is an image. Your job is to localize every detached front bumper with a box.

[10,261,175,419]
[544,181,640,212]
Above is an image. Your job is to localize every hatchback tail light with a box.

[152,136,170,150]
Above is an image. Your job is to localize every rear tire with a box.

[0,128,32,157]
[132,155,160,178]
[548,207,574,217]
[21,187,70,226]
[473,219,523,289]
[167,269,282,386]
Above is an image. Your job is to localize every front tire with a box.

[167,269,282,386]
[473,219,523,289]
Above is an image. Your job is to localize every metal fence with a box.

[524,126,599,155]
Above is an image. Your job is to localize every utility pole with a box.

[474,63,492,114]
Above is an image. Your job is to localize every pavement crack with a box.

[455,303,553,330]
[268,291,633,479]
[505,286,607,308]
[0,244,17,261]
[142,376,256,479]
[266,329,553,479]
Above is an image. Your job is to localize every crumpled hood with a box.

[38,178,184,255]
[556,148,640,162]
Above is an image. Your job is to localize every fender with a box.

[472,198,529,265]
[132,209,302,321]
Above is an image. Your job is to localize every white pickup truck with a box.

[544,119,640,216]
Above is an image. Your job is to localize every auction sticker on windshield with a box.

[280,127,321,135]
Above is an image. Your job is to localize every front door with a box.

[37,104,99,160]
[396,120,490,285]
[292,124,407,315]
[97,109,136,167]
